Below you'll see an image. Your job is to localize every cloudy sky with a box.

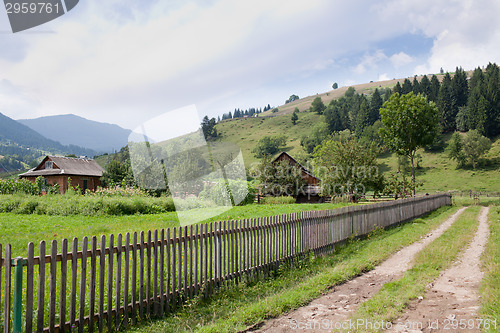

[0,0,499,130]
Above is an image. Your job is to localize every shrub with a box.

[260,196,296,205]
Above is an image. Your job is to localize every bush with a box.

[0,194,177,216]
[260,196,296,205]
[199,179,256,206]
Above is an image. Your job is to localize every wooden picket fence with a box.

[0,193,451,332]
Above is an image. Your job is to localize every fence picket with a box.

[123,233,130,329]
[49,240,57,332]
[107,235,114,332]
[79,237,88,333]
[115,234,122,330]
[26,243,34,332]
[98,236,105,332]
[37,241,45,332]
[89,237,97,333]
[3,245,11,333]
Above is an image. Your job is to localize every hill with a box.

[0,112,96,174]
[214,74,500,193]
[18,114,131,153]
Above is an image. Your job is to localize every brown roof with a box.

[19,156,104,178]
[273,152,320,181]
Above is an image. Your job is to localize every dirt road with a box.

[388,207,490,333]
[250,208,469,333]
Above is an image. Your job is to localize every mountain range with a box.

[18,114,131,153]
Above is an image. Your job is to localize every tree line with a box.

[321,64,500,140]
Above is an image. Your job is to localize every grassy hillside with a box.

[378,134,500,193]
[216,110,323,166]
[215,100,500,193]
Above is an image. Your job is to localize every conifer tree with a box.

[419,75,431,98]
[437,73,458,132]
[369,88,383,125]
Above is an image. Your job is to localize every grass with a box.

[372,134,500,193]
[126,206,457,333]
[349,206,481,331]
[480,204,500,332]
[0,202,352,257]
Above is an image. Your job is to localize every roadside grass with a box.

[0,202,352,257]
[453,195,500,207]
[480,205,500,332]
[349,206,481,332]
[126,206,457,333]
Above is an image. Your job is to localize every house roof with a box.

[272,151,320,181]
[19,156,104,178]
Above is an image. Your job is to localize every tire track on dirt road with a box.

[249,207,467,333]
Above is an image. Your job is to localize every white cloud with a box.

[390,52,414,68]
[378,73,390,81]
[353,50,387,74]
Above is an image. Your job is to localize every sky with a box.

[1,0,500,131]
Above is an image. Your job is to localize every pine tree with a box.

[369,88,383,125]
[402,78,413,94]
[437,73,458,132]
[291,110,298,125]
[419,75,431,98]
[429,75,440,102]
[484,63,500,137]
[393,82,402,95]
[355,98,370,135]
[452,67,469,107]
[412,76,421,94]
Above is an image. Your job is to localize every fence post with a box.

[12,257,26,333]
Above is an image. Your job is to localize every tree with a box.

[402,78,413,94]
[201,116,218,141]
[437,73,458,132]
[419,75,431,98]
[452,67,469,107]
[369,88,383,125]
[393,82,402,95]
[379,92,440,195]
[429,75,440,102]
[252,135,287,158]
[314,137,382,201]
[448,132,466,168]
[300,122,330,154]
[285,94,299,104]
[310,96,326,114]
[332,82,338,89]
[462,130,491,169]
[291,109,298,125]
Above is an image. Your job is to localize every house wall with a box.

[22,175,101,194]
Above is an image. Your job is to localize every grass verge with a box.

[126,206,457,333]
[0,202,352,257]
[349,206,481,332]
[480,205,500,332]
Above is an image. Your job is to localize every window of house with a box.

[45,161,53,169]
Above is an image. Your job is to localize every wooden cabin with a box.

[272,152,322,203]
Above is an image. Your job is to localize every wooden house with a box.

[19,156,104,194]
[272,152,322,203]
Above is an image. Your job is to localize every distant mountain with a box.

[0,112,95,157]
[18,114,131,153]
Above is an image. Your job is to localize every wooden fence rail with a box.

[0,194,451,332]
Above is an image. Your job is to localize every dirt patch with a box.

[249,208,467,333]
[388,207,490,333]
